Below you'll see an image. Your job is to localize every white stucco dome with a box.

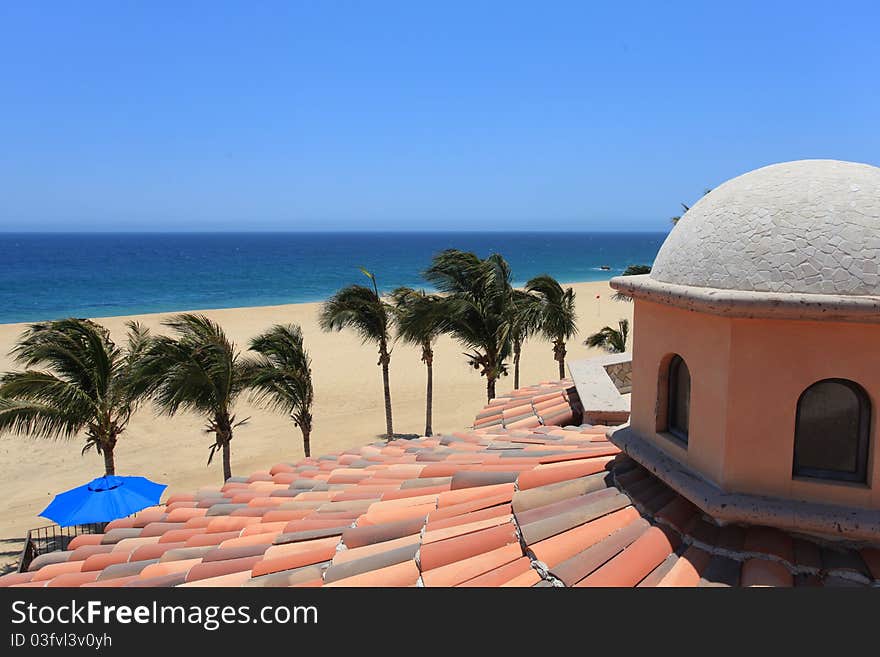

[650,159,880,296]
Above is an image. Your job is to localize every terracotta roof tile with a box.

[576,525,679,587]
[821,547,870,580]
[250,541,338,578]
[31,560,84,582]
[324,559,420,587]
[81,552,130,572]
[139,558,203,580]
[66,534,105,550]
[45,571,102,587]
[549,518,650,586]
[244,564,326,587]
[741,558,793,587]
[127,573,188,587]
[861,548,880,580]
[655,546,712,587]
[184,555,263,583]
[82,575,140,587]
[502,568,543,587]
[0,572,36,586]
[158,546,213,562]
[529,506,641,567]
[323,543,419,584]
[342,517,424,548]
[421,514,513,544]
[519,491,632,546]
[11,378,880,588]
[332,534,420,566]
[67,544,115,562]
[697,555,741,587]
[419,523,519,571]
[792,539,823,572]
[421,543,524,587]
[743,526,794,564]
[425,503,512,532]
[178,570,254,587]
[457,556,535,587]
[636,553,679,587]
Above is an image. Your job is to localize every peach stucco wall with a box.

[630,299,879,509]
[630,300,731,487]
[726,317,879,508]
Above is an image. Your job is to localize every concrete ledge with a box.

[610,274,880,324]
[568,353,631,417]
[608,425,880,543]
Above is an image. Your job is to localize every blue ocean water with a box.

[0,232,666,324]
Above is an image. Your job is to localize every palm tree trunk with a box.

[513,341,521,390]
[554,339,567,379]
[301,427,311,458]
[221,438,232,482]
[487,376,496,403]
[215,413,233,482]
[379,344,393,439]
[425,358,433,437]
[102,446,116,476]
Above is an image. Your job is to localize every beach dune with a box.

[0,280,631,572]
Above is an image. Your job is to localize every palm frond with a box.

[0,397,88,439]
[425,251,514,382]
[422,249,484,295]
[245,324,314,432]
[390,287,446,347]
[526,275,578,342]
[0,318,139,454]
[133,314,246,417]
[509,289,541,344]
[10,319,116,398]
[319,284,392,346]
[584,318,629,354]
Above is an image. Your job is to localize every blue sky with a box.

[1,1,878,232]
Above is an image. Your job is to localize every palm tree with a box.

[613,264,652,302]
[526,275,578,379]
[133,314,249,482]
[320,269,395,439]
[584,319,630,354]
[0,318,150,476]
[424,250,513,403]
[671,189,712,225]
[245,324,314,456]
[390,287,445,437]
[670,202,691,226]
[509,289,541,390]
[621,264,652,276]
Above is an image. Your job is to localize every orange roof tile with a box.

[10,377,880,588]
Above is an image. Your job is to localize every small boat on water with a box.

[599,265,611,271]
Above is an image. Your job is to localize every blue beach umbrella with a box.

[39,476,167,527]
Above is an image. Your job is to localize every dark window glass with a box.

[794,379,870,483]
[667,355,690,443]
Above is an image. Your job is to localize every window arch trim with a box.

[793,378,871,483]
[665,354,690,445]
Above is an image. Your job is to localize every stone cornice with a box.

[610,275,880,324]
[608,424,880,543]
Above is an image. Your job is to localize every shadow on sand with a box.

[374,433,421,441]
[0,537,24,576]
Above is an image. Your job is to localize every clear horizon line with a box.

[0,228,670,235]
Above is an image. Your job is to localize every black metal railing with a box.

[18,522,108,573]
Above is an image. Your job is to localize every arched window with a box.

[666,355,690,443]
[793,379,870,483]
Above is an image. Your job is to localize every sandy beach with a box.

[0,280,632,572]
